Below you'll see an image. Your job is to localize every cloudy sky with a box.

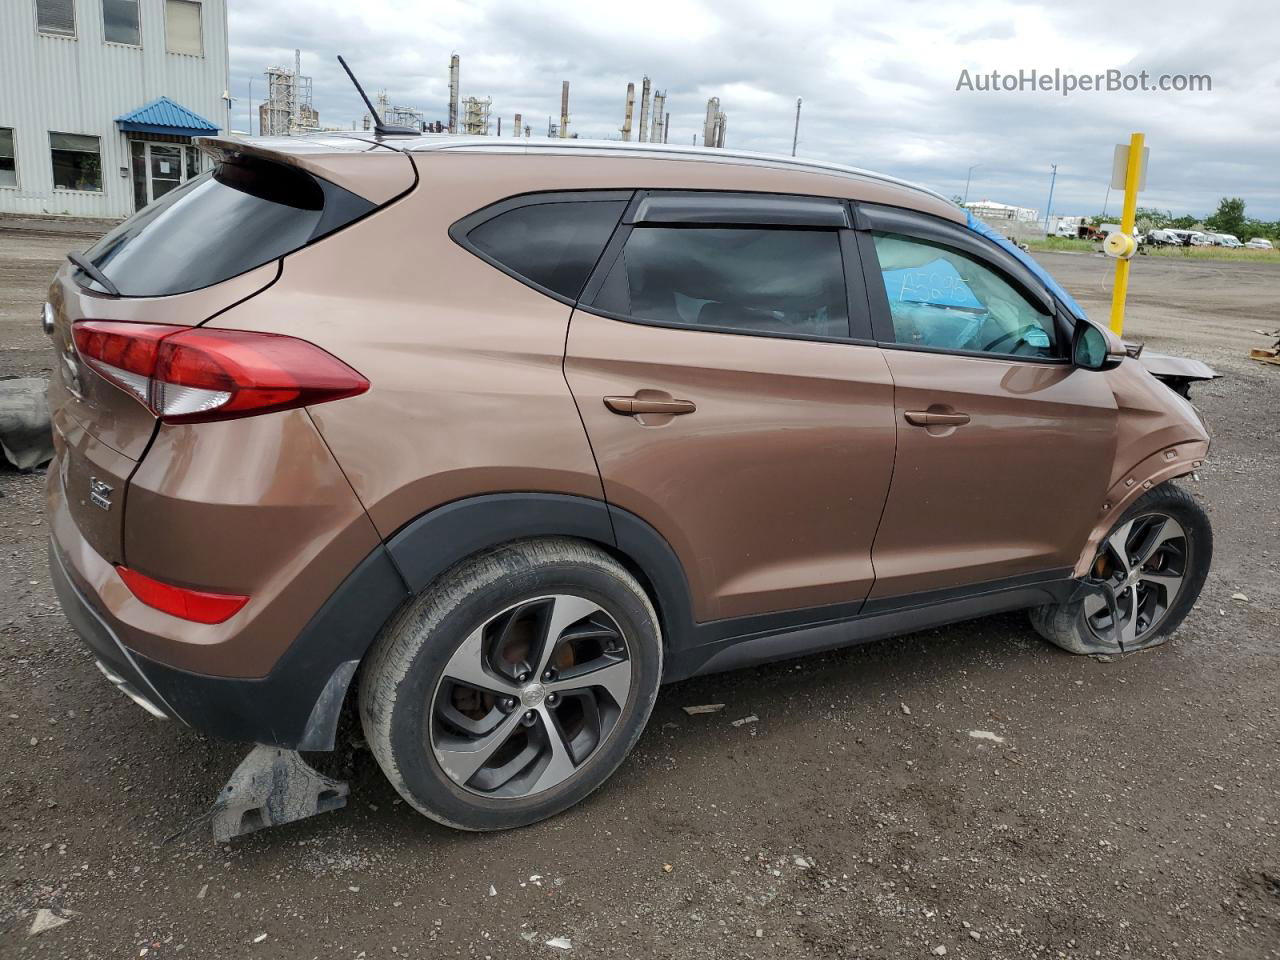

[227,0,1280,220]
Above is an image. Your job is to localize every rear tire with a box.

[359,538,662,831]
[1031,482,1212,656]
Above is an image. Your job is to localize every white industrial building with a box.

[0,0,230,219]
[962,199,1040,223]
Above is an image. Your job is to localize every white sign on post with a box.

[1111,144,1149,191]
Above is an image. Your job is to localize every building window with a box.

[102,0,140,45]
[0,129,16,187]
[165,0,202,56]
[36,0,77,37]
[50,133,103,192]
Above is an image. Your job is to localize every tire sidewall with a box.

[1072,485,1213,653]
[383,552,661,830]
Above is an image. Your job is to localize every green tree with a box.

[1135,207,1172,230]
[1169,214,1198,229]
[1204,197,1247,237]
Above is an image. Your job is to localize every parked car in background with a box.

[1246,237,1275,250]
[1211,234,1243,248]
[45,136,1215,832]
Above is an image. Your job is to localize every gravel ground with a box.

[1,227,1278,959]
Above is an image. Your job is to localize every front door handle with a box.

[604,395,697,416]
[904,410,970,427]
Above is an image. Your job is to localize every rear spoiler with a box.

[194,135,416,206]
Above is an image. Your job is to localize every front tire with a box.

[359,538,662,831]
[1031,482,1212,656]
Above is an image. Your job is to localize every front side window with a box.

[465,199,627,301]
[164,0,202,55]
[50,132,102,192]
[36,0,76,36]
[103,0,140,44]
[872,232,1054,358]
[592,227,849,339]
[0,129,16,187]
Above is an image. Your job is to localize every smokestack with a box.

[716,113,727,148]
[497,116,502,136]
[703,97,719,148]
[637,76,651,143]
[559,81,570,139]
[447,54,460,134]
[621,82,635,141]
[663,112,670,143]
[650,90,666,143]
[514,113,521,137]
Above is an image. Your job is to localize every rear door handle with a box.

[904,410,970,427]
[604,396,697,416]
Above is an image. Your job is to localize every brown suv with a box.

[45,135,1212,831]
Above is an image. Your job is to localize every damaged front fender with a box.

[1133,348,1217,397]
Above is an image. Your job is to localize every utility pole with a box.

[791,97,801,157]
[1043,163,1058,231]
[963,164,979,204]
[247,77,253,136]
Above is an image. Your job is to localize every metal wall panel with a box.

[0,0,230,218]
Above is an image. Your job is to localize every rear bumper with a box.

[49,542,174,720]
[49,537,408,750]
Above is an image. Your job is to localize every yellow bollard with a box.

[1108,132,1145,334]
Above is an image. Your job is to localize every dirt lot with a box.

[2,226,1278,959]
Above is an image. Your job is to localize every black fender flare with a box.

[385,493,696,652]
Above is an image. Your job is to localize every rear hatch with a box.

[49,136,415,565]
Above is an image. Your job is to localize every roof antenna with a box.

[337,54,419,137]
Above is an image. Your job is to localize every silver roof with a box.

[322,132,954,208]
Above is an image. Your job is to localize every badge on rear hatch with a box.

[89,477,113,511]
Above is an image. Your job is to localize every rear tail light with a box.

[72,321,368,423]
[116,566,249,624]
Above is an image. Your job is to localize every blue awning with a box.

[116,97,219,137]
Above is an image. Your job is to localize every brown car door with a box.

[855,205,1118,602]
[565,192,897,623]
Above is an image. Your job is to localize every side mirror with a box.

[1071,321,1115,371]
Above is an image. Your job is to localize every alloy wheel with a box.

[429,595,633,798]
[1084,512,1189,650]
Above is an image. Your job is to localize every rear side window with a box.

[591,227,850,339]
[83,156,375,297]
[463,200,627,301]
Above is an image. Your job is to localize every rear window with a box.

[463,199,627,301]
[83,156,375,297]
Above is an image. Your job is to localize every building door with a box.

[129,141,203,211]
